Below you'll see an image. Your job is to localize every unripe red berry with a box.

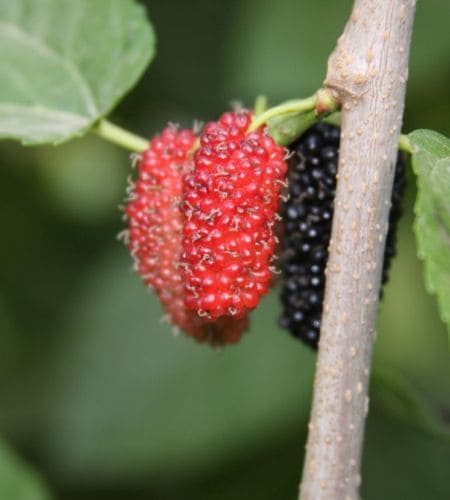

[126,126,247,345]
[181,111,288,320]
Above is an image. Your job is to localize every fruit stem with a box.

[92,119,148,152]
[249,94,318,131]
[249,89,339,132]
[254,95,268,115]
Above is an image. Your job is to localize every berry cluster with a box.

[181,111,288,320]
[125,112,405,349]
[279,122,406,349]
[126,126,247,345]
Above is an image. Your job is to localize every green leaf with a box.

[0,439,52,500]
[409,129,450,342]
[0,0,155,145]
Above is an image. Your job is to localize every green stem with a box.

[249,94,318,132]
[93,119,148,153]
[399,134,413,154]
[253,95,268,116]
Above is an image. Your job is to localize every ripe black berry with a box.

[279,122,406,349]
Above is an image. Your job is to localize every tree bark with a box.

[299,1,416,499]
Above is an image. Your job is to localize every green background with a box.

[0,0,449,498]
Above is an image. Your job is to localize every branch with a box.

[299,1,416,499]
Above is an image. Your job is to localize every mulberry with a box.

[182,111,288,320]
[279,122,406,349]
[126,126,247,345]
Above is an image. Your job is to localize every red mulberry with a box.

[126,126,247,345]
[181,111,288,320]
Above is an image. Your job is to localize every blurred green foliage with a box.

[0,440,51,500]
[0,0,449,498]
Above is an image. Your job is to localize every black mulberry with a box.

[278,122,406,349]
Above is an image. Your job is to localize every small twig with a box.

[299,1,416,499]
